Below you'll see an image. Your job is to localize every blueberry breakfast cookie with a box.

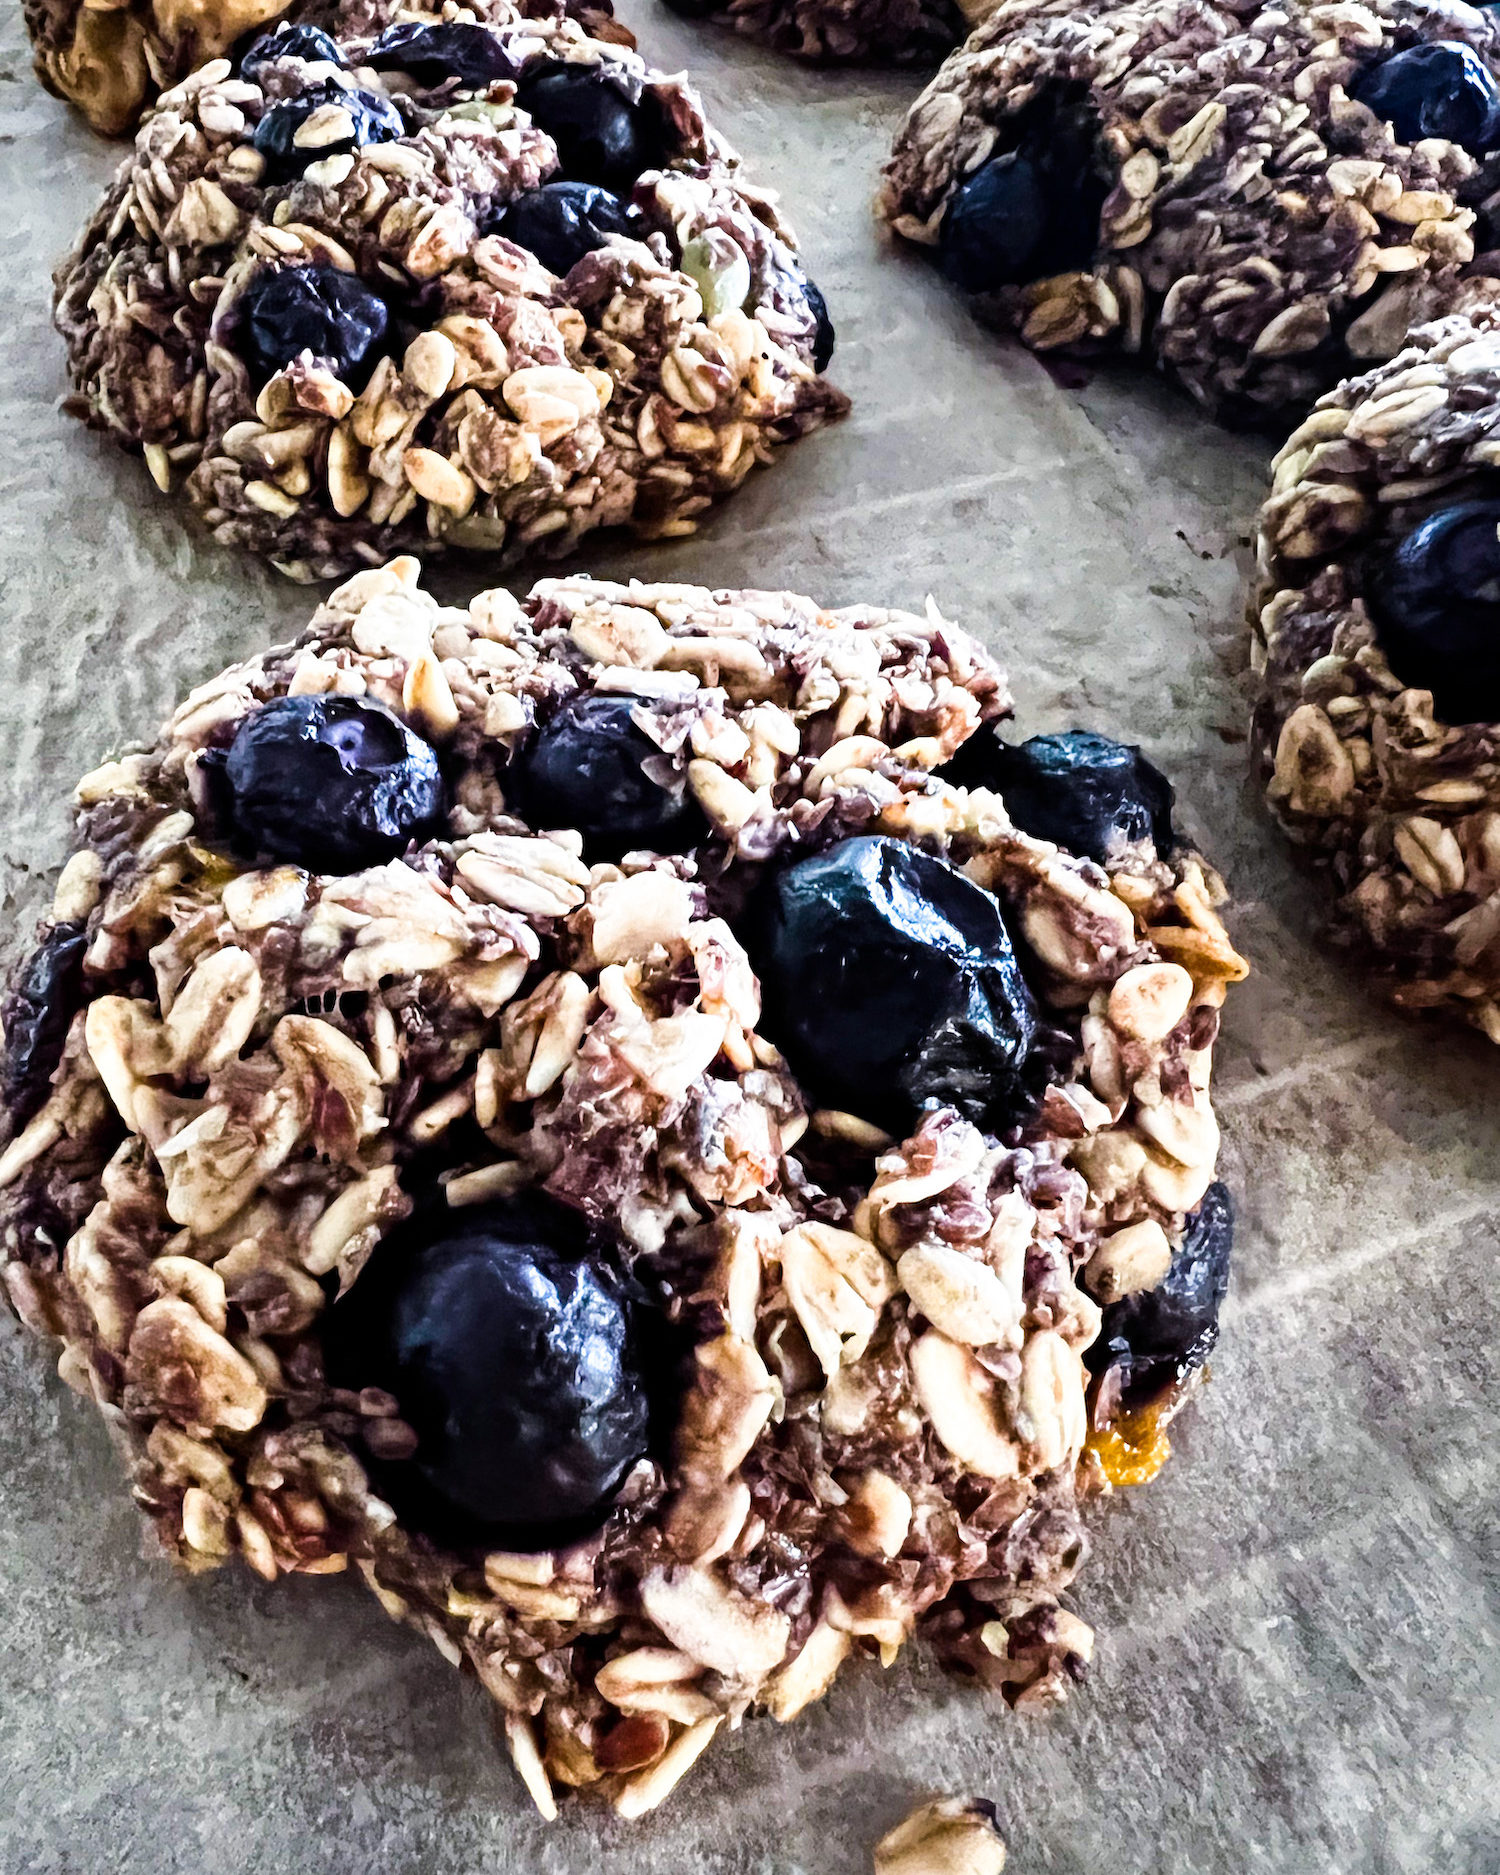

[880,0,1500,425]
[654,0,980,69]
[24,0,632,137]
[53,16,844,581]
[0,561,1245,1817]
[1252,304,1500,1032]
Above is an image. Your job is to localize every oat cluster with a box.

[53,14,845,580]
[880,0,1500,422]
[0,561,1244,1818]
[663,0,972,68]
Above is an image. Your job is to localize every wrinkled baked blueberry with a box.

[238,23,345,83]
[323,1196,651,1542]
[1,923,88,1130]
[221,695,444,871]
[253,80,404,182]
[236,264,390,387]
[365,21,516,89]
[508,692,703,858]
[805,278,836,372]
[516,59,666,191]
[1351,41,1500,152]
[1367,499,1500,722]
[938,102,1106,295]
[751,834,1039,1132]
[1088,1182,1233,1406]
[939,728,1175,865]
[488,180,638,277]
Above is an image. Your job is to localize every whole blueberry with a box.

[750,834,1039,1133]
[364,21,515,89]
[323,1196,652,1542]
[1366,499,1500,721]
[508,692,703,858]
[939,728,1176,866]
[488,180,638,277]
[236,263,390,386]
[253,79,404,182]
[1,923,88,1132]
[1352,41,1500,152]
[516,59,666,191]
[804,277,836,372]
[940,152,1050,293]
[1087,1182,1233,1407]
[221,695,444,871]
[238,23,345,84]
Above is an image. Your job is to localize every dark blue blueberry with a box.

[1,923,88,1131]
[1351,41,1500,152]
[238,24,345,84]
[804,277,835,372]
[222,695,444,872]
[1087,1182,1233,1407]
[938,729,1175,866]
[253,79,403,182]
[1367,499,1500,722]
[236,263,390,387]
[515,59,666,191]
[940,152,1051,293]
[938,97,1106,296]
[751,834,1039,1133]
[508,692,703,858]
[487,180,638,277]
[323,1196,651,1542]
[364,21,516,90]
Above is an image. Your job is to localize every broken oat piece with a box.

[0,560,1245,1818]
[879,0,1500,426]
[873,1797,1007,1875]
[52,15,845,580]
[1252,303,1500,1037]
[23,0,631,138]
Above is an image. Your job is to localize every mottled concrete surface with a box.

[2,7,1498,1871]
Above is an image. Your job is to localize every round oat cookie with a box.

[651,0,975,69]
[0,559,1245,1820]
[53,16,845,581]
[1252,303,1500,1032]
[24,0,631,138]
[880,0,1500,426]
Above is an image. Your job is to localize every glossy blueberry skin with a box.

[751,834,1040,1133]
[516,60,666,192]
[508,692,703,858]
[253,80,404,182]
[938,101,1106,296]
[488,180,638,277]
[939,728,1175,866]
[236,264,390,387]
[1,923,88,1131]
[323,1197,651,1542]
[365,22,516,89]
[1352,41,1500,152]
[238,24,345,83]
[804,278,836,372]
[1367,499,1500,723]
[1088,1181,1234,1406]
[221,695,444,872]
